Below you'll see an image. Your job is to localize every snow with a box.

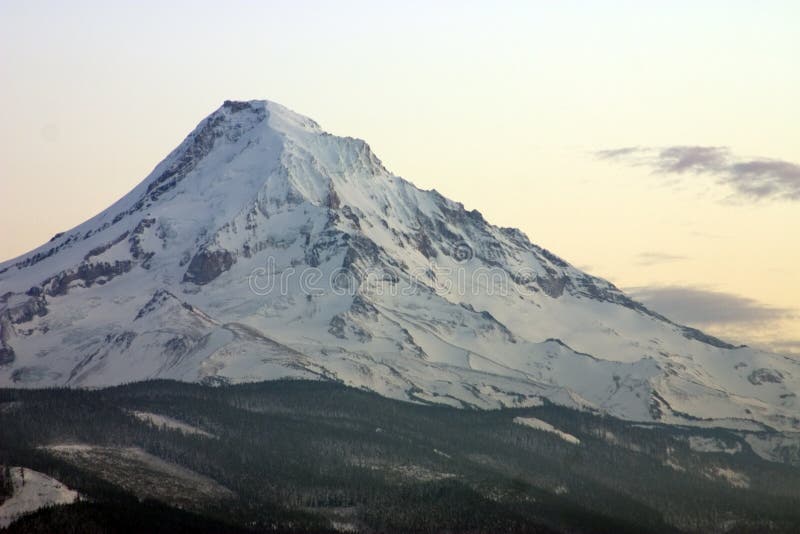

[743,432,800,463]
[43,444,234,501]
[0,468,78,528]
[686,436,741,455]
[47,444,94,453]
[130,411,214,437]
[663,458,686,472]
[1,98,799,438]
[513,417,581,445]
[433,448,451,459]
[706,467,750,489]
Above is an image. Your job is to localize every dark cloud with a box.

[726,159,800,200]
[596,146,800,201]
[626,285,794,327]
[636,252,688,266]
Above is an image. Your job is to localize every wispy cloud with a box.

[636,252,688,266]
[596,146,800,201]
[627,285,794,327]
[770,339,800,355]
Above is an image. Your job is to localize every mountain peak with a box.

[1,100,797,434]
[216,99,322,134]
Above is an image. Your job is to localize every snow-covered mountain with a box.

[1,100,797,432]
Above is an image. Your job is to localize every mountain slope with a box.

[0,99,797,432]
[2,380,800,533]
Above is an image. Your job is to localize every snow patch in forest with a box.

[687,436,741,455]
[706,467,750,488]
[664,458,685,472]
[130,411,214,437]
[43,444,234,504]
[0,467,78,528]
[743,432,800,464]
[513,417,580,445]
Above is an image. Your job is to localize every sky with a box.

[1,1,798,353]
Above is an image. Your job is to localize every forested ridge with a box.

[1,380,799,533]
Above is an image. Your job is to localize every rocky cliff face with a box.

[0,100,798,433]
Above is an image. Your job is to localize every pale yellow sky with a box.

[1,1,798,351]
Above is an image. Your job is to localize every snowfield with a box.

[0,468,78,528]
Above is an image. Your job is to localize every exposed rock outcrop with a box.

[44,261,133,297]
[183,250,234,285]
